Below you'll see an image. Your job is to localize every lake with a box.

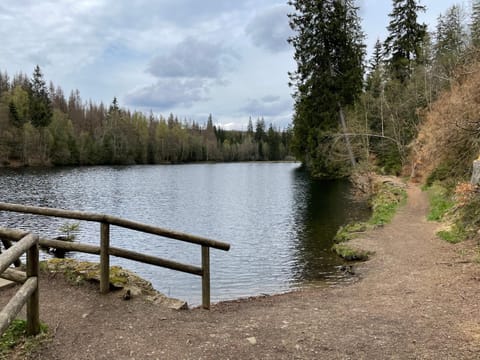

[0,163,369,305]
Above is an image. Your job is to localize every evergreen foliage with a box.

[29,65,53,128]
[472,0,480,48]
[383,0,427,82]
[288,0,365,177]
[0,68,293,166]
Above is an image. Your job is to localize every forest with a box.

[288,0,480,178]
[0,68,293,166]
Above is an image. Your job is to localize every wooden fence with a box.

[0,233,40,337]
[0,202,230,310]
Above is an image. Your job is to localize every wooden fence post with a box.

[26,237,40,336]
[201,246,210,310]
[100,223,110,294]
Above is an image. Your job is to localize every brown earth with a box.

[2,184,480,359]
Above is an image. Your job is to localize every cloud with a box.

[147,37,238,79]
[125,78,211,109]
[241,95,292,117]
[246,5,293,52]
[127,37,240,109]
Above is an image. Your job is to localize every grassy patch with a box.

[332,244,371,261]
[333,181,406,244]
[0,319,49,358]
[437,225,467,244]
[368,183,407,227]
[332,180,406,260]
[425,183,454,221]
[334,222,371,243]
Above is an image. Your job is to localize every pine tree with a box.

[29,65,53,128]
[288,0,365,176]
[471,0,480,48]
[383,0,427,82]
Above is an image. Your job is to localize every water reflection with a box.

[290,168,370,284]
[0,164,370,304]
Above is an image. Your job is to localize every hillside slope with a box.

[411,60,480,183]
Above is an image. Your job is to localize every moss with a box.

[0,319,49,358]
[42,259,156,293]
[332,244,371,261]
[334,222,371,243]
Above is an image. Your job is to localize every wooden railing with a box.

[0,202,230,309]
[0,233,40,337]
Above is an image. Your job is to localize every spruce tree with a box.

[434,5,467,79]
[383,0,427,82]
[29,65,53,128]
[288,0,365,176]
[471,0,480,48]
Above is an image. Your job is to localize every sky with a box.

[0,0,470,130]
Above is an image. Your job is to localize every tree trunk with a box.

[338,104,356,168]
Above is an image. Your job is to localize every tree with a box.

[29,65,53,128]
[366,39,385,96]
[434,5,467,80]
[471,0,480,48]
[288,0,365,176]
[383,0,427,82]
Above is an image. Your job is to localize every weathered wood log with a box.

[26,243,39,335]
[0,238,22,267]
[109,247,203,276]
[0,234,37,275]
[1,227,206,276]
[100,223,110,294]
[0,202,230,251]
[201,246,210,310]
[1,268,26,283]
[0,277,37,335]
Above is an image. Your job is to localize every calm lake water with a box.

[0,163,369,305]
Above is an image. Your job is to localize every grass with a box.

[332,244,371,261]
[437,226,466,244]
[334,222,371,243]
[425,183,454,221]
[368,183,407,227]
[332,180,406,261]
[333,181,407,244]
[0,319,49,359]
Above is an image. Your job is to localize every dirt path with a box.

[2,184,480,359]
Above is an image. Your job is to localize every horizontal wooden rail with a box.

[0,228,203,276]
[0,277,38,335]
[0,233,40,336]
[2,268,27,283]
[0,201,230,309]
[0,202,230,251]
[0,234,37,275]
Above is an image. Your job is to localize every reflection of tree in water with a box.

[289,168,370,284]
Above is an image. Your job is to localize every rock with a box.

[122,289,131,300]
[246,337,257,345]
[471,160,480,185]
[147,294,188,310]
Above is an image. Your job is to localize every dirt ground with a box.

[2,184,480,359]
